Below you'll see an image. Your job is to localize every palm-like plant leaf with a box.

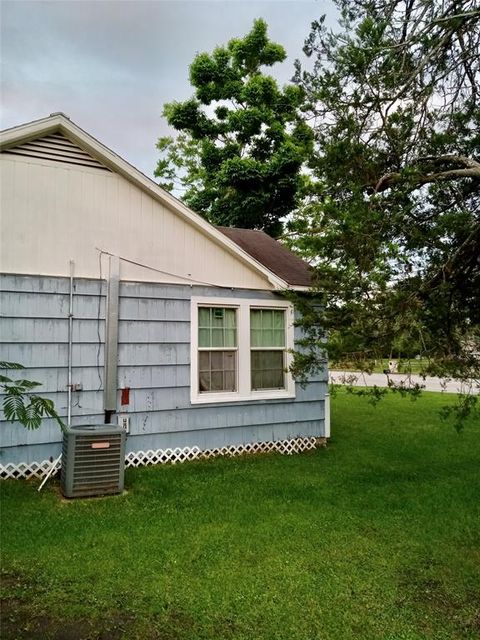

[1,361,65,431]
[30,396,66,431]
[0,361,25,370]
[3,391,27,423]
[13,379,41,390]
[22,401,42,430]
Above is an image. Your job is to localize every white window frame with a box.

[191,296,295,404]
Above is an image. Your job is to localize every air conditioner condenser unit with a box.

[61,424,126,498]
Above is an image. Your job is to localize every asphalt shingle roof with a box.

[217,227,313,287]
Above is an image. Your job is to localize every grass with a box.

[1,390,479,640]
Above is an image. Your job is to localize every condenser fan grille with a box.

[61,426,126,498]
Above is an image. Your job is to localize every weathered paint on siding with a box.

[0,274,327,465]
[0,154,272,289]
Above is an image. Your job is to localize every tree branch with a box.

[373,156,480,192]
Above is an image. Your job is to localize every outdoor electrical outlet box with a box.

[118,414,130,434]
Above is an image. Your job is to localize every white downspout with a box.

[324,392,331,439]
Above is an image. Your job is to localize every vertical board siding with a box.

[0,274,326,466]
[0,154,271,289]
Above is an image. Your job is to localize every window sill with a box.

[191,390,296,405]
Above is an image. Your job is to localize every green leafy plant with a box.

[1,361,65,431]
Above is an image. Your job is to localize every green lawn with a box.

[1,391,479,640]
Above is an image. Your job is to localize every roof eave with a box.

[0,114,66,149]
[288,284,311,292]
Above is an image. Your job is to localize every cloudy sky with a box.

[1,0,337,178]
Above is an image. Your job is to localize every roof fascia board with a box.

[289,285,311,292]
[0,115,64,149]
[0,115,289,290]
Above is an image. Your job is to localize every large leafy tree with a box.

[288,0,480,420]
[155,19,313,237]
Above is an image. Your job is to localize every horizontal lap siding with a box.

[0,396,325,447]
[0,274,326,465]
[0,274,105,465]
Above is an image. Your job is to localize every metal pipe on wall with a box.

[67,259,74,427]
[104,255,120,423]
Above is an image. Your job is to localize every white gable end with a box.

[0,117,283,290]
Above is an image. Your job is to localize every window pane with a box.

[251,370,263,390]
[263,329,274,346]
[212,328,224,347]
[223,351,236,371]
[212,313,224,328]
[262,351,274,368]
[198,307,211,327]
[225,308,236,328]
[263,369,284,388]
[199,351,210,370]
[199,351,236,393]
[199,371,210,392]
[250,310,262,329]
[224,329,236,348]
[199,328,210,348]
[211,351,224,370]
[224,371,236,391]
[250,309,285,347]
[211,371,224,390]
[262,309,274,328]
[250,329,262,348]
[198,307,237,348]
[251,350,285,390]
[273,310,284,329]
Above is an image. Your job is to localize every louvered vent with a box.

[61,425,126,498]
[3,133,111,171]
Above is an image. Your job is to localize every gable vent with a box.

[2,133,111,171]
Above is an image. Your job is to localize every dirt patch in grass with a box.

[1,589,232,640]
[396,565,480,639]
[0,598,140,640]
[0,572,135,640]
[0,601,208,640]
[1,571,205,640]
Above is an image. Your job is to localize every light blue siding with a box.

[0,273,327,466]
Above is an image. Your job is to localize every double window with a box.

[191,297,295,403]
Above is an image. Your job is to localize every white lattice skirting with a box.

[0,435,326,480]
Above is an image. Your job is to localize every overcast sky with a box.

[1,0,337,178]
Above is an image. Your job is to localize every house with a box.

[0,114,329,478]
